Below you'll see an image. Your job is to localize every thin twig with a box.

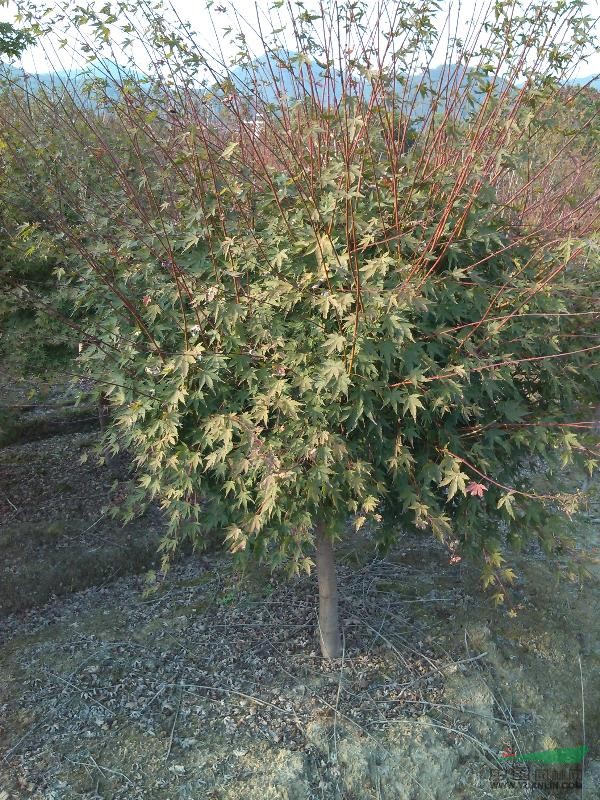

[1,491,18,513]
[87,754,135,787]
[579,654,585,800]
[175,683,291,715]
[80,513,107,535]
[165,688,183,762]
[333,628,346,761]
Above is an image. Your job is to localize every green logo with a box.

[501,745,588,764]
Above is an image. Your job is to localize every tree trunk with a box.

[315,522,342,659]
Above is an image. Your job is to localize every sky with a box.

[2,0,600,78]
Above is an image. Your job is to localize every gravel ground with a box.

[1,383,599,799]
[0,547,497,799]
[1,528,599,799]
[0,420,163,615]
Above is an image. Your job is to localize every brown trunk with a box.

[315,521,342,659]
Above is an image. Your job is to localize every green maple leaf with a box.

[402,393,424,422]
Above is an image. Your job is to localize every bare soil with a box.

[0,384,598,800]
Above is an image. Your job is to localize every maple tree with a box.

[0,21,33,59]
[2,0,600,656]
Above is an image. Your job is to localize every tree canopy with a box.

[1,0,600,656]
[0,21,33,59]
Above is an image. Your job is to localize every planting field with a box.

[0,394,598,799]
[2,1,600,797]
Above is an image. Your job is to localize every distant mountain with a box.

[0,60,137,100]
[564,74,600,90]
[2,53,597,116]
[223,56,600,122]
[222,48,346,108]
[222,56,498,122]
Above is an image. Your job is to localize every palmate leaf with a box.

[3,0,600,616]
[439,461,470,501]
[402,393,424,422]
[315,359,350,397]
[497,399,527,421]
[221,141,239,160]
[497,492,516,519]
[323,332,347,354]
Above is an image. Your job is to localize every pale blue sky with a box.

[2,0,600,77]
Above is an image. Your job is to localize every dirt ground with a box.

[0,383,598,799]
